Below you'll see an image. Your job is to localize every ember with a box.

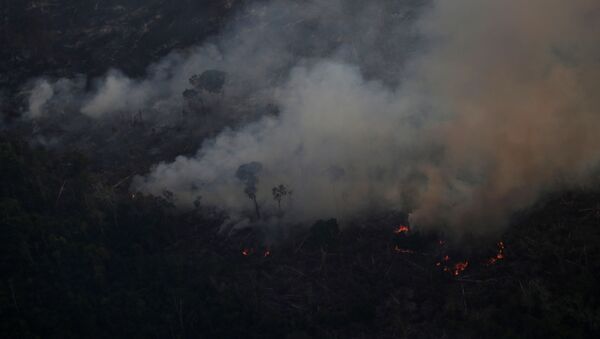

[487,241,505,265]
[452,261,469,276]
[437,255,469,276]
[394,225,410,234]
[436,256,451,270]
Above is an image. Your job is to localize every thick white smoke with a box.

[404,0,600,233]
[23,49,222,121]
[136,0,600,235]
[24,1,417,121]
[135,61,419,225]
[25,0,600,236]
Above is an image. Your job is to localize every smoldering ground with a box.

[20,0,600,238]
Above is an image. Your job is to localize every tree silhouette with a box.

[272,184,291,213]
[235,162,263,220]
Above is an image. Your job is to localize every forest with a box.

[2,0,600,338]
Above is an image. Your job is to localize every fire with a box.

[241,248,272,257]
[452,261,469,276]
[436,255,469,276]
[497,241,505,258]
[394,245,414,254]
[487,241,505,265]
[436,255,450,269]
[394,225,410,234]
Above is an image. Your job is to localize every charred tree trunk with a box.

[252,196,261,220]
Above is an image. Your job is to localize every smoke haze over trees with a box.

[1,0,596,238]
[3,1,600,338]
[67,0,599,237]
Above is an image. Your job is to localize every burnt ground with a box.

[1,135,600,338]
[0,0,246,89]
[0,0,273,180]
[1,1,600,338]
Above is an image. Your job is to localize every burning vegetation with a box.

[2,138,600,338]
[435,255,470,276]
[394,225,410,234]
[487,241,506,265]
[241,247,272,258]
[2,0,600,337]
[391,223,507,277]
[451,261,469,276]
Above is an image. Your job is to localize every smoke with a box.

[236,161,264,219]
[405,0,600,233]
[23,1,419,122]
[135,61,418,228]
[22,0,600,236]
[23,51,218,122]
[25,77,87,119]
[26,79,54,119]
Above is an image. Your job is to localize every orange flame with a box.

[487,241,505,265]
[394,225,410,234]
[452,261,469,276]
[437,254,469,276]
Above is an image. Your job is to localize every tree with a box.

[272,184,291,213]
[235,162,263,220]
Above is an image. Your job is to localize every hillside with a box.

[2,1,600,338]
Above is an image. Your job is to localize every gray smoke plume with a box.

[23,0,419,122]
[22,0,600,236]
[403,0,600,234]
